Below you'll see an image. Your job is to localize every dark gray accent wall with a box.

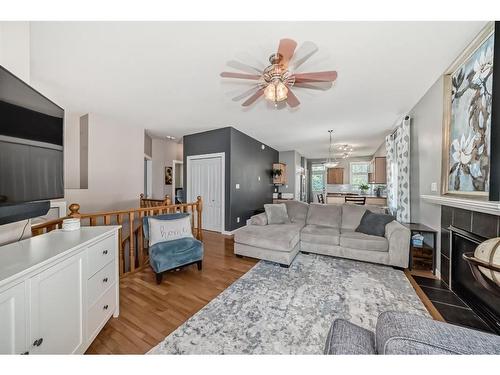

[230,128,278,231]
[489,21,500,201]
[183,126,278,232]
[183,127,231,230]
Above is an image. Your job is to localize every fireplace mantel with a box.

[421,195,500,216]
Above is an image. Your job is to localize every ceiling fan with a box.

[220,38,338,108]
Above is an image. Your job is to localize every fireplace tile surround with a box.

[440,205,500,334]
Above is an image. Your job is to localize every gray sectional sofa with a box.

[325,311,500,355]
[234,200,410,268]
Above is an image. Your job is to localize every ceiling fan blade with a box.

[220,72,261,80]
[235,51,266,70]
[242,88,264,106]
[227,60,262,74]
[286,89,300,108]
[289,41,318,70]
[277,38,297,66]
[232,85,262,102]
[293,81,333,91]
[294,71,338,82]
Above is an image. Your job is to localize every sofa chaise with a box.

[234,200,410,268]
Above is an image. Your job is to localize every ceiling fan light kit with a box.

[220,38,337,108]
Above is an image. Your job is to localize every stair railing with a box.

[31,196,203,276]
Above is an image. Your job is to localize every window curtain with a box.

[385,116,411,222]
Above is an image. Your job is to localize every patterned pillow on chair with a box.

[148,215,193,247]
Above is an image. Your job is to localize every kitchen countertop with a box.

[327,193,387,198]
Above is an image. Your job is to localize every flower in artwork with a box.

[472,47,493,85]
[451,133,474,165]
[470,162,482,178]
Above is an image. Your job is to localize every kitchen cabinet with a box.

[368,157,386,184]
[327,168,344,184]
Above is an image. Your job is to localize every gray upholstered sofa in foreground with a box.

[234,200,410,268]
[325,311,500,354]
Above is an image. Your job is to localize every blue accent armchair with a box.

[143,213,204,284]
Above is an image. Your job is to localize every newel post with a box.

[196,196,203,241]
[68,203,81,218]
[165,194,172,206]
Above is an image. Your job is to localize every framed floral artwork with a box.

[442,23,494,196]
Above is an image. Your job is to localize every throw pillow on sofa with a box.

[264,203,290,224]
[355,210,394,237]
[148,215,193,247]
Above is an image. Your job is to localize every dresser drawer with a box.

[87,261,115,307]
[87,235,115,277]
[87,284,116,341]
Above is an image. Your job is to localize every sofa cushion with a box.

[264,203,290,224]
[149,237,203,274]
[284,200,309,223]
[250,212,268,226]
[234,223,302,252]
[376,311,500,355]
[341,204,386,231]
[301,225,340,246]
[356,210,395,237]
[306,203,342,228]
[340,231,388,252]
[324,319,376,355]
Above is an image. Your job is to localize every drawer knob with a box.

[103,277,109,283]
[102,250,108,255]
[33,338,43,347]
[103,304,109,310]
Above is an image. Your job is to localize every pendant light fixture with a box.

[324,130,339,168]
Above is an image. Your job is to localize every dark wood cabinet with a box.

[327,168,343,184]
[368,157,386,184]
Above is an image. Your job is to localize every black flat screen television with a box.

[0,65,64,224]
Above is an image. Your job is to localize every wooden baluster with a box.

[137,211,144,268]
[90,216,97,226]
[104,215,111,225]
[190,205,195,236]
[117,213,124,276]
[196,196,203,241]
[129,211,135,272]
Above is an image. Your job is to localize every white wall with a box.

[409,76,444,272]
[0,22,31,245]
[0,22,30,83]
[151,138,182,200]
[372,141,387,157]
[64,113,144,212]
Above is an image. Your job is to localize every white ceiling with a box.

[29,21,486,158]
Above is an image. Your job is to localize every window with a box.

[350,162,369,186]
[311,164,325,192]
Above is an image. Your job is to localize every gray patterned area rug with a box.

[149,253,429,354]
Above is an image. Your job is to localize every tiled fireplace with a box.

[440,206,500,333]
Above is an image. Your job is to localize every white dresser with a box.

[0,226,120,354]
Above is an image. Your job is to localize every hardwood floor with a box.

[85,231,257,354]
[86,231,443,354]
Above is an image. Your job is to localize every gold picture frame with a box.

[441,22,495,197]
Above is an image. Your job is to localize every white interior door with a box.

[188,156,223,232]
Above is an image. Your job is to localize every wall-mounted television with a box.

[0,65,64,225]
